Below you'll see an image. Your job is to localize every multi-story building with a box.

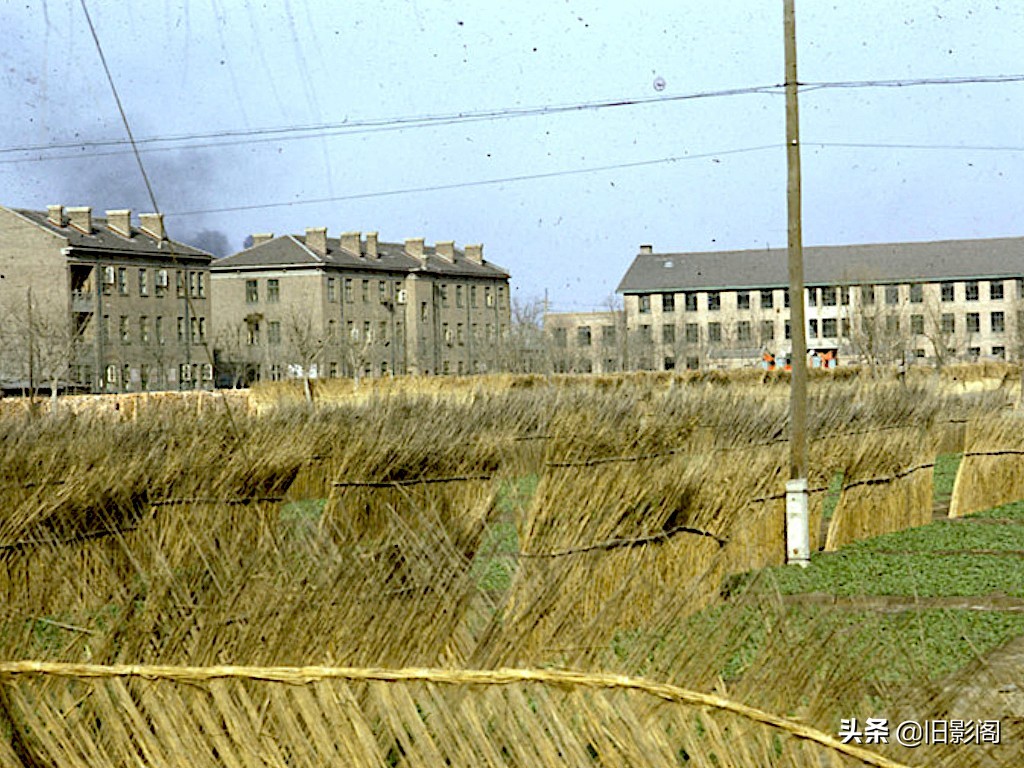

[0,204,213,393]
[543,311,627,373]
[210,228,511,381]
[616,238,1024,371]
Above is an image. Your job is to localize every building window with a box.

[123,364,132,391]
[685,293,698,312]
[809,319,819,338]
[154,269,168,297]
[785,320,792,339]
[139,316,150,344]
[117,267,129,295]
[191,317,200,344]
[886,316,900,334]
[861,285,875,305]
[992,345,1006,359]
[907,283,922,303]
[736,320,751,342]
[911,314,924,335]
[761,320,775,341]
[707,322,722,342]
[245,279,258,303]
[990,280,1005,301]
[783,289,791,308]
[456,323,465,346]
[577,326,592,346]
[822,318,837,337]
[965,281,979,301]
[177,317,186,343]
[267,279,280,303]
[683,323,697,343]
[840,318,850,337]
[247,321,260,346]
[362,279,370,303]
[553,327,567,348]
[991,311,1006,333]
[686,356,699,371]
[189,272,198,298]
[119,315,130,344]
[661,293,675,312]
[176,270,185,298]
[966,313,981,333]
[456,284,464,308]
[638,294,651,314]
[941,313,955,334]
[737,291,750,310]
[915,348,926,359]
[155,316,164,345]
[101,266,115,295]
[807,288,817,307]
[760,289,774,310]
[440,284,449,307]
[344,278,353,302]
[821,287,836,307]
[198,317,206,343]
[139,268,149,297]
[197,273,206,298]
[941,282,955,302]
[327,277,337,302]
[364,320,373,342]
[969,346,981,359]
[885,285,900,305]
[420,302,428,322]
[470,285,478,308]
[840,287,850,305]
[707,292,721,311]
[602,325,616,346]
[662,324,676,344]
[639,324,653,342]
[268,321,281,345]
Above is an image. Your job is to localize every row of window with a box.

[628,309,1014,346]
[102,362,213,389]
[102,314,207,345]
[246,276,508,310]
[636,279,1022,314]
[100,266,205,299]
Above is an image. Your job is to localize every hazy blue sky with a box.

[2,1,1022,311]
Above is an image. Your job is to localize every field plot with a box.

[0,370,1022,766]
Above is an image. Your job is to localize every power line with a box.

[811,141,1024,153]
[3,72,1021,164]
[166,144,781,217]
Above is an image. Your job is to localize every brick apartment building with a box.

[210,228,511,381]
[0,204,213,393]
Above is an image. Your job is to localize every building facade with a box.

[542,311,627,373]
[210,229,511,381]
[0,204,213,393]
[614,238,1024,371]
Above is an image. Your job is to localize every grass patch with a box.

[821,471,843,519]
[932,452,962,509]
[971,498,1024,521]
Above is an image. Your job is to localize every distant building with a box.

[543,311,627,373]
[0,204,213,393]
[210,229,511,381]
[616,238,1024,370]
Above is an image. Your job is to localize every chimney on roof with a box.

[305,226,328,256]
[47,205,65,226]
[436,241,455,262]
[251,233,274,247]
[106,209,132,238]
[139,213,165,240]
[365,232,379,259]
[340,231,361,257]
[405,237,426,264]
[639,244,654,255]
[66,206,92,233]
[464,244,483,265]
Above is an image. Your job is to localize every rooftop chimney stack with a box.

[365,232,379,259]
[106,209,132,238]
[251,233,274,247]
[139,213,165,240]
[436,241,455,262]
[66,206,92,233]
[639,244,654,255]
[340,231,362,256]
[305,226,328,256]
[47,205,65,227]
[405,237,426,264]
[464,244,483,264]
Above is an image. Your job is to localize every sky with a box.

[2,1,1023,312]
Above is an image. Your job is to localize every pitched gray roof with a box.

[15,208,212,261]
[212,234,510,279]
[616,237,1024,294]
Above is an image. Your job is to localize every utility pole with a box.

[784,0,810,566]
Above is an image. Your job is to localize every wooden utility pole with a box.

[784,0,807,481]
[784,0,810,566]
